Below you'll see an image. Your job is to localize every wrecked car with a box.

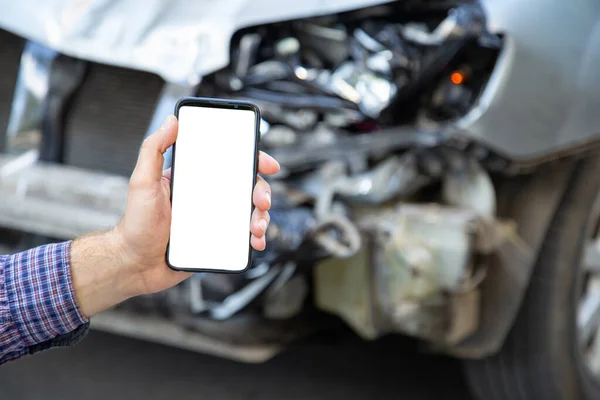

[1,0,600,398]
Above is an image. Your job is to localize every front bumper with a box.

[0,153,127,239]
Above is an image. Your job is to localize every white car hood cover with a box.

[0,0,392,85]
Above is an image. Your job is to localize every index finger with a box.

[258,151,280,176]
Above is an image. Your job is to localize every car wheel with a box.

[464,155,600,400]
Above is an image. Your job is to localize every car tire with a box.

[464,155,600,400]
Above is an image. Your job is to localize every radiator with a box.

[63,63,164,177]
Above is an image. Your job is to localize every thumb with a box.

[131,115,178,183]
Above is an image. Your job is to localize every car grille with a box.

[63,63,164,177]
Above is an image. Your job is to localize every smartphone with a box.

[166,97,260,273]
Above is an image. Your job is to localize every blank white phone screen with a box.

[168,105,257,272]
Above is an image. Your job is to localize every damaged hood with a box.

[0,0,392,85]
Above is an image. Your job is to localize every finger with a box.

[131,115,178,184]
[162,168,172,181]
[250,209,270,238]
[258,151,280,176]
[253,176,272,211]
[251,235,266,251]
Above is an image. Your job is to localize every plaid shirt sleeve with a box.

[0,240,89,365]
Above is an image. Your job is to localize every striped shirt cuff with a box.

[4,241,88,347]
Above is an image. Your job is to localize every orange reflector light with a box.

[450,72,464,85]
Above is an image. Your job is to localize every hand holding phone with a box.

[167,97,273,273]
[71,108,278,314]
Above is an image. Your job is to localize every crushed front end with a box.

[0,0,523,361]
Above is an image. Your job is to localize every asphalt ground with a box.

[0,330,474,399]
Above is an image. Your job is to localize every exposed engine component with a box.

[262,263,308,320]
[202,1,500,134]
[314,203,517,345]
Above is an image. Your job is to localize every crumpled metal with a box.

[0,0,392,85]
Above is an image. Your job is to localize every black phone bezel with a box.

[166,97,261,274]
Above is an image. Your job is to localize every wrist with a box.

[106,227,142,297]
[70,229,138,318]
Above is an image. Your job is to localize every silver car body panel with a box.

[459,0,600,159]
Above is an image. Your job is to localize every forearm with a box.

[0,229,143,365]
[0,229,139,365]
